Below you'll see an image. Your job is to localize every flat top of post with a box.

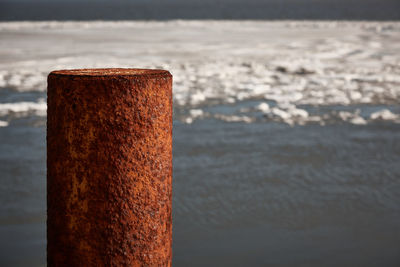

[49,68,171,78]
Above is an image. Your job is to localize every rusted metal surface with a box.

[47,68,173,267]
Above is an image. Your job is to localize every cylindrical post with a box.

[47,68,173,266]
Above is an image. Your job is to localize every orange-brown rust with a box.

[47,68,172,266]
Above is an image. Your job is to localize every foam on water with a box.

[0,20,399,126]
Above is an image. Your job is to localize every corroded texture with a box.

[47,68,172,267]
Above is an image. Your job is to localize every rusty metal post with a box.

[47,68,173,266]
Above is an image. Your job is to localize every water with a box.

[0,21,400,266]
[1,0,400,21]
[173,120,400,266]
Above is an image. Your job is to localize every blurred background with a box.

[0,0,400,266]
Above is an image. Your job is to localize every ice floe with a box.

[0,100,47,117]
[0,120,9,127]
[370,109,400,122]
[0,20,399,126]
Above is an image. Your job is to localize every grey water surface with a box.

[1,113,400,266]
